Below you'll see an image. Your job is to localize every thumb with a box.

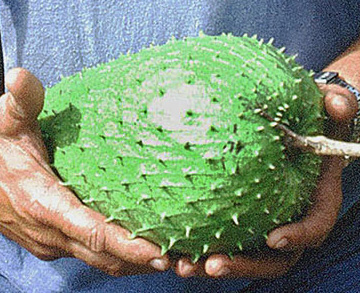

[0,68,44,135]
[323,84,358,124]
[322,84,358,140]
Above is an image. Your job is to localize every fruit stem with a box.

[260,110,360,158]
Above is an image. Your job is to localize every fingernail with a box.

[207,260,230,277]
[213,266,230,277]
[150,258,168,271]
[274,238,289,249]
[179,260,196,278]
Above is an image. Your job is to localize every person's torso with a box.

[1,0,359,87]
[0,1,360,292]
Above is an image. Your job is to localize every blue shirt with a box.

[1,1,360,86]
[1,1,360,292]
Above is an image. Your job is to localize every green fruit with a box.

[39,33,323,261]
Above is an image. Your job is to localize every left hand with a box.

[174,84,357,279]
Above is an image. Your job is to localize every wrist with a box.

[323,50,360,90]
[314,71,360,103]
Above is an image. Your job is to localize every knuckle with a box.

[13,199,43,224]
[18,198,54,227]
[86,224,107,253]
[24,199,46,219]
[14,182,58,224]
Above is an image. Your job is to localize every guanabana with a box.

[39,33,323,261]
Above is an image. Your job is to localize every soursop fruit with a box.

[39,34,324,261]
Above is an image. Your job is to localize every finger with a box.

[1,213,157,276]
[18,170,170,271]
[267,156,343,251]
[175,257,204,278]
[0,225,71,261]
[69,241,126,276]
[2,184,160,277]
[318,84,357,141]
[67,241,157,276]
[0,68,44,135]
[59,203,171,271]
[204,250,303,279]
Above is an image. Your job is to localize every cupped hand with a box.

[175,83,357,279]
[0,68,170,276]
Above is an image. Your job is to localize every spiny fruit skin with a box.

[40,34,323,261]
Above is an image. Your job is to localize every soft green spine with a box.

[39,34,323,260]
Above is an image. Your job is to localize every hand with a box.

[0,68,170,276]
[174,84,357,279]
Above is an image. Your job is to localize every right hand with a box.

[175,82,358,279]
[0,68,170,276]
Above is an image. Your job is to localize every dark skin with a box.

[0,38,358,278]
